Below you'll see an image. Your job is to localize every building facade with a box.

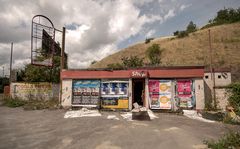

[60,66,205,111]
[204,69,231,111]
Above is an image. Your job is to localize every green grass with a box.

[3,97,26,107]
[3,96,59,110]
[204,131,240,149]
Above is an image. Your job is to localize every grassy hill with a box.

[90,22,240,81]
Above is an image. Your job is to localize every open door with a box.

[132,79,145,107]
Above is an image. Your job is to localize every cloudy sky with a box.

[0,0,239,76]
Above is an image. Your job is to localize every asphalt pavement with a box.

[0,106,239,149]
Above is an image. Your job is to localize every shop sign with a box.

[131,70,148,78]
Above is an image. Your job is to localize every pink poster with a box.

[148,80,159,93]
[177,80,192,97]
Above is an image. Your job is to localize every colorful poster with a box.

[119,83,128,95]
[101,97,118,106]
[177,80,192,97]
[101,81,128,97]
[159,80,171,93]
[159,80,172,109]
[148,80,159,93]
[72,80,100,105]
[101,83,110,95]
[101,81,129,109]
[159,94,171,109]
[149,80,172,109]
[150,94,160,108]
[177,80,194,108]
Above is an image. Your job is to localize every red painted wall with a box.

[61,67,204,79]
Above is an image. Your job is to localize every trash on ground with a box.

[147,109,158,120]
[132,111,150,121]
[64,108,101,118]
[107,115,120,120]
[121,112,133,121]
[133,102,140,109]
[140,107,147,111]
[226,106,240,123]
[183,110,215,123]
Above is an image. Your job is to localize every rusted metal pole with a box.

[59,27,65,107]
[208,29,216,109]
[10,42,13,83]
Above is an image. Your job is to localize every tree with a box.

[146,44,162,65]
[173,30,179,36]
[186,21,197,33]
[0,77,9,93]
[18,43,68,83]
[121,56,144,68]
[107,63,124,70]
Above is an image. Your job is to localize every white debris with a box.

[183,110,215,123]
[107,115,120,120]
[131,108,140,112]
[64,108,101,118]
[133,102,140,109]
[147,110,158,120]
[140,107,147,111]
[121,112,133,121]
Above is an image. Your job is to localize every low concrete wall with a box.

[11,82,59,100]
[195,79,205,110]
[215,88,229,111]
[61,79,72,107]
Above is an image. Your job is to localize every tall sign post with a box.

[59,27,66,106]
[9,42,13,83]
[208,29,216,109]
[31,15,66,106]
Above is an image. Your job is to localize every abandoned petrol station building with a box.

[60,66,207,111]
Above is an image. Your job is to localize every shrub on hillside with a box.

[173,21,196,38]
[202,7,240,29]
[146,44,162,66]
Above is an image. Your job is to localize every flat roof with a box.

[61,66,204,79]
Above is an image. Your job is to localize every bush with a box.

[146,44,162,65]
[177,31,189,38]
[23,98,58,110]
[145,38,154,44]
[3,97,26,107]
[3,96,58,110]
[227,82,240,116]
[204,131,240,149]
[121,56,144,68]
[107,63,124,70]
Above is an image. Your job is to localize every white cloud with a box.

[180,4,192,11]
[0,0,186,69]
[164,9,176,20]
[146,29,156,38]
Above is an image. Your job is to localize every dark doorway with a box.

[132,79,145,106]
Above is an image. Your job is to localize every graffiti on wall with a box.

[12,83,58,100]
